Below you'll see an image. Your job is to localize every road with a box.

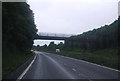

[22,51,119,80]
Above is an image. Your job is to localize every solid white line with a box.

[60,55,120,72]
[16,54,37,81]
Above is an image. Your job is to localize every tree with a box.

[65,19,118,51]
[3,2,37,53]
[48,41,56,51]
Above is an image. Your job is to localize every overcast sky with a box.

[27,0,119,46]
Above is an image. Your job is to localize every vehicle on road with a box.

[56,49,60,53]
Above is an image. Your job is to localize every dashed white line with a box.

[60,55,120,72]
[72,68,76,72]
[44,54,75,79]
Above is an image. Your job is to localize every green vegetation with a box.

[60,49,119,69]
[3,2,37,77]
[65,19,118,50]
[3,50,34,77]
[32,42,64,52]
[34,47,119,70]
[33,18,119,70]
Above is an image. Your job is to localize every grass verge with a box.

[3,50,34,78]
[38,48,119,70]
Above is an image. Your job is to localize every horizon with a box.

[27,0,119,46]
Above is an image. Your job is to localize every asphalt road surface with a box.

[22,51,119,79]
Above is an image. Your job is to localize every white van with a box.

[56,49,60,52]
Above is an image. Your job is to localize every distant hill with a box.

[65,17,118,51]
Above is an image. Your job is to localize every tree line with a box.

[65,18,119,51]
[32,42,64,52]
[35,17,119,52]
[3,2,38,77]
[3,2,37,54]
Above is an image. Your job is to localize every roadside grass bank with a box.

[38,48,119,70]
[3,49,34,78]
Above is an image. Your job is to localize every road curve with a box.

[22,51,119,79]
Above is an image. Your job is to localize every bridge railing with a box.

[38,32,73,37]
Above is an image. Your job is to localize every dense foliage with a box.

[32,42,64,52]
[3,2,37,53]
[2,2,37,77]
[34,18,119,52]
[65,18,118,51]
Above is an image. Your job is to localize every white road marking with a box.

[72,68,76,72]
[60,55,120,72]
[16,54,37,81]
[44,54,75,79]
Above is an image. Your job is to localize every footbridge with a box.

[34,32,74,40]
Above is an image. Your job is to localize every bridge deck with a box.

[35,36,68,40]
[34,32,73,40]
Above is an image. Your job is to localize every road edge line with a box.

[16,54,37,81]
[61,55,120,72]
